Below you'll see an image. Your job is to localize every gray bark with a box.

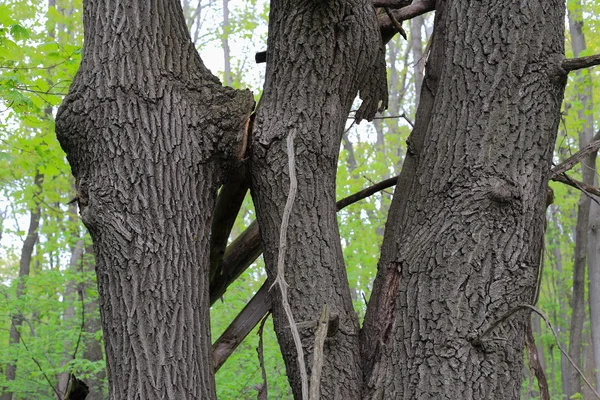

[251,1,387,398]
[566,2,596,396]
[55,0,254,398]
[361,1,566,398]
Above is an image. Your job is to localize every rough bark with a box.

[2,174,42,400]
[361,1,566,398]
[55,0,254,398]
[566,2,596,396]
[250,1,387,398]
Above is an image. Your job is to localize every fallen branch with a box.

[563,53,600,73]
[256,313,269,400]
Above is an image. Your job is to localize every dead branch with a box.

[384,7,407,40]
[551,174,600,197]
[309,304,329,400]
[256,313,269,400]
[550,139,600,178]
[525,320,550,400]
[212,282,271,372]
[563,53,600,73]
[373,0,412,8]
[210,182,249,281]
[379,0,436,44]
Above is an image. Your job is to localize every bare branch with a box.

[379,0,436,44]
[563,53,600,73]
[212,282,271,372]
[210,181,249,281]
[309,304,329,400]
[256,0,435,63]
[210,175,399,304]
[550,139,600,178]
[373,0,412,8]
[525,320,550,400]
[551,174,600,205]
[384,7,407,40]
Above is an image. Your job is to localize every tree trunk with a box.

[566,2,596,396]
[410,15,424,107]
[361,1,566,398]
[250,1,387,398]
[222,0,232,86]
[2,174,42,400]
[55,0,254,398]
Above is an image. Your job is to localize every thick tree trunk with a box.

[55,0,253,398]
[251,1,387,398]
[566,3,596,396]
[361,1,566,398]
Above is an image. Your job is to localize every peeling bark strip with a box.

[55,0,253,398]
[362,1,566,399]
[251,1,387,398]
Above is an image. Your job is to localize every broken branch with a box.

[550,139,600,178]
[563,53,600,73]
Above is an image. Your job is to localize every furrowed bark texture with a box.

[55,0,253,398]
[251,1,387,398]
[361,1,566,398]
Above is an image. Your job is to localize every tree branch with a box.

[209,175,399,304]
[256,0,436,63]
[210,181,249,281]
[379,0,436,44]
[550,139,600,178]
[373,0,412,8]
[563,53,600,73]
[212,282,271,372]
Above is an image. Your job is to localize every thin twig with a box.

[256,314,270,400]
[270,129,309,400]
[552,173,600,206]
[384,7,407,40]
